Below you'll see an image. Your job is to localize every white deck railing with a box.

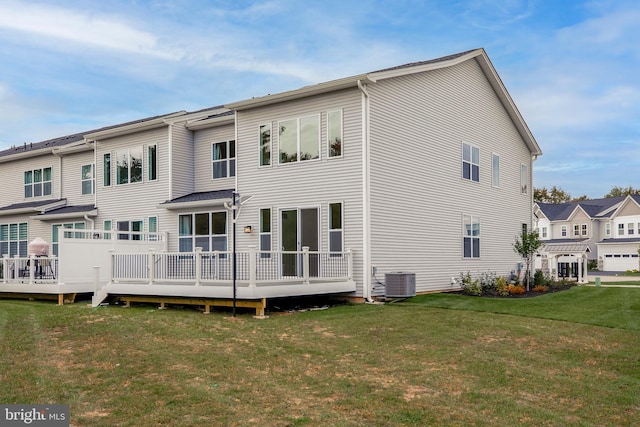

[1,254,59,284]
[110,247,353,287]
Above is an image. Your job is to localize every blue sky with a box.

[0,0,638,198]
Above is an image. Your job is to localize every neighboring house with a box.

[0,48,542,308]
[534,195,640,276]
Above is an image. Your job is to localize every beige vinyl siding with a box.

[233,88,365,294]
[193,123,236,193]
[59,151,95,205]
[368,58,534,292]
[94,127,173,239]
[170,124,195,200]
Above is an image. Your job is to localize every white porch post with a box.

[582,255,589,283]
[346,248,353,281]
[213,251,219,280]
[553,255,559,281]
[29,254,35,285]
[576,254,582,283]
[109,249,115,283]
[248,246,257,287]
[195,247,202,286]
[302,246,310,284]
[2,254,8,283]
[148,250,155,285]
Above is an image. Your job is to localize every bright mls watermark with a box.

[1,405,69,426]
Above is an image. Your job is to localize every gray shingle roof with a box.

[160,189,234,205]
[0,199,64,212]
[372,49,481,74]
[36,205,97,216]
[537,196,625,221]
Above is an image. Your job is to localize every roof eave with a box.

[186,115,235,130]
[158,198,232,210]
[226,75,370,111]
[31,208,98,221]
[84,111,186,141]
[0,200,67,217]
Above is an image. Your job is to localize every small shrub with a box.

[533,285,548,292]
[480,271,496,293]
[507,284,525,295]
[495,276,509,296]
[460,271,482,296]
[533,270,545,287]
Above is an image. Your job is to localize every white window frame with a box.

[462,142,479,182]
[561,225,567,237]
[520,163,528,194]
[462,214,480,259]
[115,147,143,185]
[0,222,28,258]
[278,114,321,164]
[24,167,53,198]
[581,223,588,236]
[259,208,271,258]
[605,222,611,237]
[148,144,158,181]
[178,211,228,253]
[103,219,112,240]
[81,163,95,195]
[259,124,271,167]
[103,153,111,187]
[328,202,343,255]
[212,140,236,179]
[628,223,635,235]
[491,153,500,187]
[52,222,85,256]
[327,110,343,159]
[117,219,143,240]
[541,227,547,238]
[573,224,580,237]
[618,223,625,236]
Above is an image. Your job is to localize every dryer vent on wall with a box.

[384,272,416,298]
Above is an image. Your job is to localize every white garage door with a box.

[602,254,638,271]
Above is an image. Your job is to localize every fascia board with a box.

[164,108,231,125]
[567,205,590,221]
[609,196,640,219]
[31,208,98,221]
[226,75,369,111]
[0,149,54,164]
[158,198,232,210]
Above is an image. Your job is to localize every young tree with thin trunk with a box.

[513,230,542,291]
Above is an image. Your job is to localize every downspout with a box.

[84,214,95,230]
[52,151,63,200]
[358,80,374,302]
[167,123,173,200]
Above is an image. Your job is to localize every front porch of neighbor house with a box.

[94,246,356,315]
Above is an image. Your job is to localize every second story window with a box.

[212,140,236,179]
[520,164,528,194]
[148,145,157,181]
[462,142,479,182]
[103,154,111,187]
[116,147,143,185]
[81,164,95,195]
[328,110,342,158]
[259,124,271,166]
[279,115,320,163]
[561,225,567,237]
[541,227,548,238]
[628,223,635,235]
[581,224,588,236]
[492,153,500,187]
[618,224,624,235]
[605,223,611,236]
[24,167,52,198]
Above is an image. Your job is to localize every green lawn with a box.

[1,287,639,426]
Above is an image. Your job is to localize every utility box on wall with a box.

[384,272,416,298]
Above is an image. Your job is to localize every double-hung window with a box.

[81,164,95,195]
[212,140,236,179]
[605,223,611,237]
[462,142,479,182]
[541,227,548,238]
[520,164,528,194]
[148,145,157,181]
[573,224,580,237]
[116,148,143,185]
[328,110,343,158]
[24,167,52,198]
[279,115,320,163]
[492,153,500,187]
[618,224,625,236]
[117,220,143,240]
[628,223,635,235]
[259,124,271,166]
[561,225,567,237]
[103,154,111,186]
[463,215,480,258]
[581,224,588,236]
[52,222,85,256]
[0,223,28,258]
[329,203,343,255]
[259,208,271,258]
[178,212,227,252]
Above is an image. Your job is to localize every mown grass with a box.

[0,287,638,426]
